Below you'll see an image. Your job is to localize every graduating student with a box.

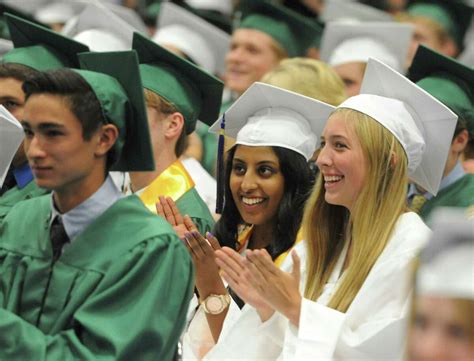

[319,21,413,96]
[151,2,231,179]
[223,0,322,109]
[174,83,334,358]
[0,13,88,220]
[128,32,222,235]
[211,58,458,360]
[399,0,473,64]
[197,0,322,176]
[152,2,230,78]
[408,209,474,361]
[407,45,474,219]
[0,50,194,360]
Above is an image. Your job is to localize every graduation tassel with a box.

[215,113,226,214]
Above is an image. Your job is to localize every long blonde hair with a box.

[261,57,348,106]
[303,108,409,312]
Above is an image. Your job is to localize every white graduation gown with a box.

[199,212,431,360]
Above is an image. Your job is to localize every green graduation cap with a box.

[409,45,474,135]
[407,0,473,49]
[237,0,323,57]
[132,32,224,134]
[1,13,89,71]
[77,50,155,172]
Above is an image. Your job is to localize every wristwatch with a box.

[201,293,231,314]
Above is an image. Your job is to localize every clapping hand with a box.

[215,247,274,321]
[182,231,227,296]
[155,196,197,239]
[244,249,303,326]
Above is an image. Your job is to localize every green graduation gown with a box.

[0,194,194,361]
[0,180,48,221]
[420,174,474,221]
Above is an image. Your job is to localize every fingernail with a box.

[206,232,214,238]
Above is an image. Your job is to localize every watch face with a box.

[207,297,223,313]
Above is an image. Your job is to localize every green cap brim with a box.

[1,13,88,70]
[133,32,224,132]
[409,45,474,134]
[238,0,322,57]
[77,50,155,172]
[407,0,473,48]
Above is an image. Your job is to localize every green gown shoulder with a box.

[0,194,194,361]
[420,174,474,221]
[0,180,48,221]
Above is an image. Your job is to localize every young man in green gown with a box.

[0,14,89,220]
[0,49,194,360]
[408,45,474,221]
[128,33,222,233]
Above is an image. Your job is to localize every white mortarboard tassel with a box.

[320,22,414,72]
[338,58,458,195]
[153,2,230,75]
[416,208,474,300]
[62,2,137,51]
[0,106,24,187]
[208,82,336,161]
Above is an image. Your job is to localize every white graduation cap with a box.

[103,1,148,34]
[184,0,233,17]
[0,39,13,56]
[152,2,230,76]
[0,105,24,187]
[208,82,336,161]
[320,22,414,72]
[337,58,458,195]
[321,0,393,23]
[416,208,474,300]
[61,2,136,51]
[34,1,82,25]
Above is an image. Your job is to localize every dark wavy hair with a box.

[22,68,117,169]
[214,145,312,260]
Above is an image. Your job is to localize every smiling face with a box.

[408,296,474,361]
[316,113,367,211]
[224,28,284,95]
[229,145,285,227]
[22,94,105,195]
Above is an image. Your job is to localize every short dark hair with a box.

[22,68,118,167]
[214,145,312,259]
[0,63,39,81]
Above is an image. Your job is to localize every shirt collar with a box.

[50,175,123,241]
[408,161,466,200]
[12,162,34,189]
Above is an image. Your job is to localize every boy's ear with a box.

[164,112,185,140]
[95,124,119,157]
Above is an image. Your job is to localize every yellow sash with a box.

[237,225,303,267]
[139,160,195,213]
